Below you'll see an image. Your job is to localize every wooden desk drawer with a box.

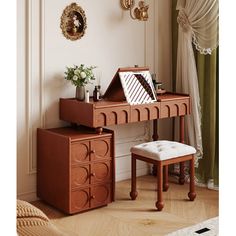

[160,99,190,118]
[130,103,160,122]
[94,106,130,126]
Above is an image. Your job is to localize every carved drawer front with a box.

[94,107,130,127]
[90,184,111,208]
[71,165,90,189]
[71,141,90,165]
[70,188,90,213]
[130,103,160,122]
[160,99,190,118]
[90,161,111,184]
[90,138,111,161]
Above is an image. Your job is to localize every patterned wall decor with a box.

[119,70,157,105]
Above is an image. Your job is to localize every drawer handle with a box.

[90,195,95,199]
[90,172,96,177]
[90,150,96,154]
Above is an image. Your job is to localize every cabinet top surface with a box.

[61,92,190,108]
[40,127,112,140]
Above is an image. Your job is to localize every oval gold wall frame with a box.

[60,2,87,41]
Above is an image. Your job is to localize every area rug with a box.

[166,217,218,236]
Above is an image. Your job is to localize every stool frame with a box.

[130,153,196,211]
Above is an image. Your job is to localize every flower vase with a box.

[75,86,85,101]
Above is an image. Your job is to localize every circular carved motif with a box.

[60,3,87,41]
[93,185,109,203]
[72,189,89,210]
[94,140,109,157]
[71,166,89,187]
[71,142,89,163]
[94,163,109,180]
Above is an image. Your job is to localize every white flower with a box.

[72,75,78,80]
[80,72,86,79]
[74,69,80,76]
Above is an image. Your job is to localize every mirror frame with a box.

[60,3,87,41]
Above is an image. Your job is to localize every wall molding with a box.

[26,0,45,175]
[19,0,153,201]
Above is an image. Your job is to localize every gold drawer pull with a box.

[90,150,96,154]
[90,195,95,199]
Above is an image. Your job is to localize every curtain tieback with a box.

[177,10,191,32]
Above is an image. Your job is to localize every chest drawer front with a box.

[71,141,90,165]
[90,138,112,161]
[70,188,90,213]
[90,183,111,208]
[90,161,111,184]
[71,165,90,189]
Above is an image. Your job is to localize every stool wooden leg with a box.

[156,161,164,211]
[179,162,185,185]
[130,155,138,200]
[163,165,169,191]
[188,156,196,201]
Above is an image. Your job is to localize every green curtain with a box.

[171,0,219,185]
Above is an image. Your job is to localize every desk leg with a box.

[152,119,158,175]
[152,119,158,141]
[179,116,185,184]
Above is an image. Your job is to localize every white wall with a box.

[17,0,172,201]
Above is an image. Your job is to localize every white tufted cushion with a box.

[131,140,196,161]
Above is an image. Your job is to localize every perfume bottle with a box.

[93,86,99,102]
[85,90,90,103]
[97,85,102,100]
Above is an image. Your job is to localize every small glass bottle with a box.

[97,85,102,100]
[85,90,90,103]
[93,86,99,102]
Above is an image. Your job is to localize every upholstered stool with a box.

[130,140,196,211]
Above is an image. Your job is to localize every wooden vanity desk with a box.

[59,92,190,134]
[60,92,190,180]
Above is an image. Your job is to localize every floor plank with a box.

[32,175,218,236]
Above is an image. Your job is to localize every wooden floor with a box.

[32,175,219,236]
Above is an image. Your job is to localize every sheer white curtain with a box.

[176,0,218,166]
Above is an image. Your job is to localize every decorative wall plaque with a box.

[60,2,87,41]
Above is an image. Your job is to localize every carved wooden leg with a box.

[188,156,196,201]
[163,165,169,191]
[156,161,164,211]
[152,119,158,175]
[179,162,185,185]
[130,154,138,200]
[179,116,185,184]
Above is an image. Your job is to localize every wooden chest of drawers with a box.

[37,126,115,214]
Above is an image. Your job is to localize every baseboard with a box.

[17,191,38,202]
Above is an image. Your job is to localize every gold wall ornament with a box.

[60,2,87,41]
[120,0,149,21]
